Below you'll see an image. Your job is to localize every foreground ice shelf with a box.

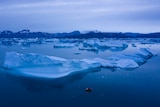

[3,48,157,78]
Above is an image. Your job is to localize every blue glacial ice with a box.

[53,39,79,48]
[3,48,157,78]
[79,39,128,52]
[51,38,128,52]
[4,48,156,78]
[53,43,76,48]
[3,47,157,91]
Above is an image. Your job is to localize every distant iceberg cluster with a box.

[53,38,128,52]
[3,48,157,78]
[1,38,160,53]
[79,39,128,52]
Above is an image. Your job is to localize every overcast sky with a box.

[0,0,160,33]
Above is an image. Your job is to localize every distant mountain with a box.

[0,29,49,38]
[0,29,160,38]
[54,31,81,38]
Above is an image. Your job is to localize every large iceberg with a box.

[3,48,157,78]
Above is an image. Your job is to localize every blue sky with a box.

[0,0,160,33]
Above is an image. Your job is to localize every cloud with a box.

[11,1,89,8]
[0,0,160,32]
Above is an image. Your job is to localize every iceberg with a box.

[3,48,156,78]
[53,43,76,48]
[52,39,80,48]
[47,38,129,52]
[79,39,128,52]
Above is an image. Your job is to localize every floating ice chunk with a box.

[3,48,157,78]
[79,46,99,53]
[52,39,81,48]
[80,39,128,52]
[53,43,76,48]
[99,41,128,50]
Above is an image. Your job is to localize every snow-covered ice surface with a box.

[3,47,157,78]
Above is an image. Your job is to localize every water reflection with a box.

[4,67,101,92]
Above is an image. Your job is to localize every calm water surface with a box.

[0,39,160,107]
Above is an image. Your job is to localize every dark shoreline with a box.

[0,29,160,38]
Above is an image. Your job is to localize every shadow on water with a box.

[3,67,101,92]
